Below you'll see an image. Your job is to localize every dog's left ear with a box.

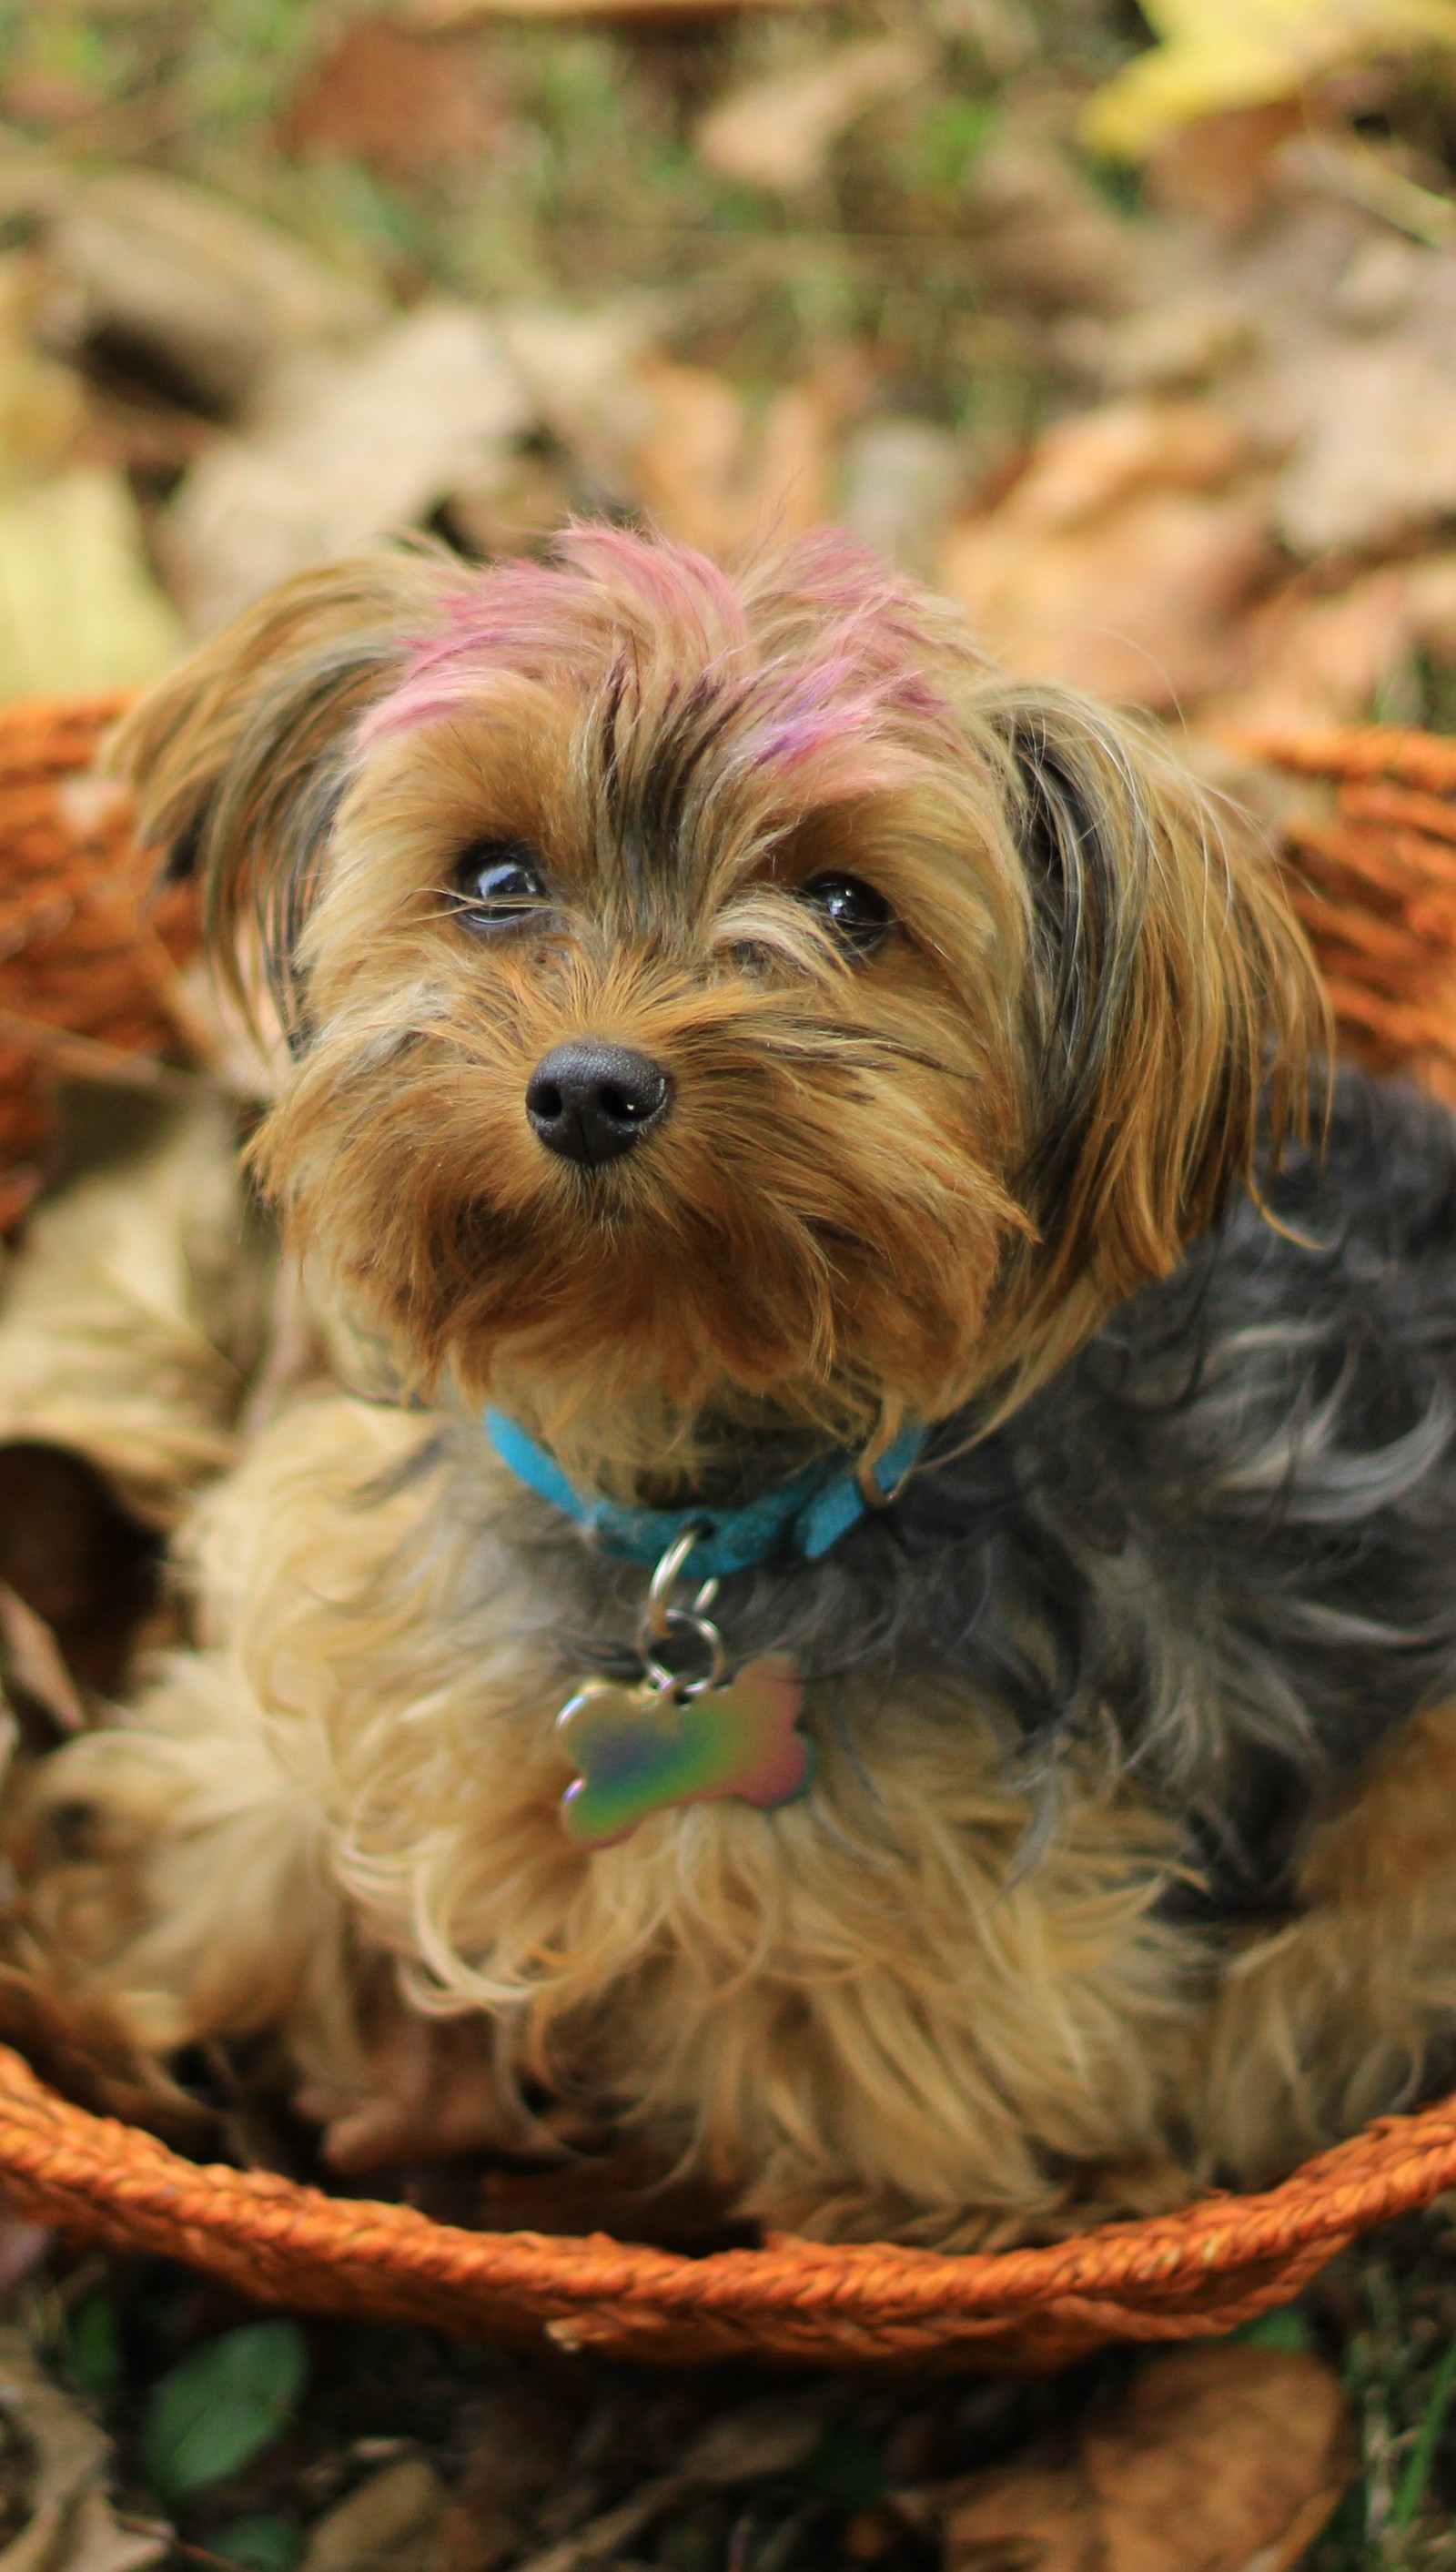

[108,548,456,1033]
[992,690,1328,1329]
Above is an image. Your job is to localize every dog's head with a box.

[117,528,1322,1483]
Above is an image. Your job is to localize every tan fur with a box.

[1199,1697,1456,2183]
[17,1392,1202,2244]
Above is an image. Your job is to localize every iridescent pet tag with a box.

[557,1653,813,1848]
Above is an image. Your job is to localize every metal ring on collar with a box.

[640,1606,730,1697]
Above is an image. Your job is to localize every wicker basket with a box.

[0,713,1451,2369]
[0,694,200,1229]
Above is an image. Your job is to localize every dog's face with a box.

[119,531,1320,1478]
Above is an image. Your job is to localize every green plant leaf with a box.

[1394,2332,1456,2534]
[141,2321,308,2503]
[1228,2305,1314,2352]
[210,2512,303,2572]
[66,2292,125,2402]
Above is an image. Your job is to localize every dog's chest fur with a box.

[445,1068,1456,1916]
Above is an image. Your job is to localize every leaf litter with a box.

[0,0,1451,2565]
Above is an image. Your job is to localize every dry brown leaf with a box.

[1143,97,1309,226]
[160,302,533,631]
[629,355,850,556]
[23,166,382,420]
[1272,330,1456,556]
[695,38,929,195]
[301,2457,446,2572]
[1207,552,1456,732]
[0,2328,166,2572]
[940,399,1273,707]
[913,2346,1350,2572]
[494,301,663,501]
[280,16,503,182]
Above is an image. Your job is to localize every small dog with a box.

[16,525,1456,2248]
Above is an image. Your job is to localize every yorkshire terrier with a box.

[14,524,1456,2249]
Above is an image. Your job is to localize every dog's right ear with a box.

[108,549,456,1035]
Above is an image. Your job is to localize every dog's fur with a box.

[16,526,1456,2246]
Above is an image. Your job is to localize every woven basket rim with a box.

[0,2042,1454,2338]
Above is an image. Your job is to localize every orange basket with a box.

[0,713,1451,2370]
[0,694,200,1229]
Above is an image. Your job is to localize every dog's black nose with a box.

[525,1041,671,1168]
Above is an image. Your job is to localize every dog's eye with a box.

[798,872,893,955]
[452,840,551,931]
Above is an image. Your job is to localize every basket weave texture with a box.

[0,694,199,1229]
[0,713,1451,2367]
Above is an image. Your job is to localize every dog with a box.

[15,523,1456,2249]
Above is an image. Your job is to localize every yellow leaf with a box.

[0,469,182,697]
[1083,0,1456,159]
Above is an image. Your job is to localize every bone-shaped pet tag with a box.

[556,1652,814,1848]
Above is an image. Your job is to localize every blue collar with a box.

[485,1411,927,1580]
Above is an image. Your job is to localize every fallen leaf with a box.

[695,38,929,195]
[1142,96,1309,226]
[140,2321,308,2506]
[495,301,663,501]
[209,2516,299,2572]
[0,471,182,696]
[300,2459,444,2572]
[0,2325,166,2572]
[279,16,503,183]
[1082,0,1456,161]
[1272,324,1456,557]
[1207,552,1456,731]
[159,302,533,631]
[940,398,1274,707]
[629,355,852,556]
[27,167,382,420]
[910,2345,1350,2572]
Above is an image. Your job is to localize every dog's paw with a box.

[9,1730,196,1981]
